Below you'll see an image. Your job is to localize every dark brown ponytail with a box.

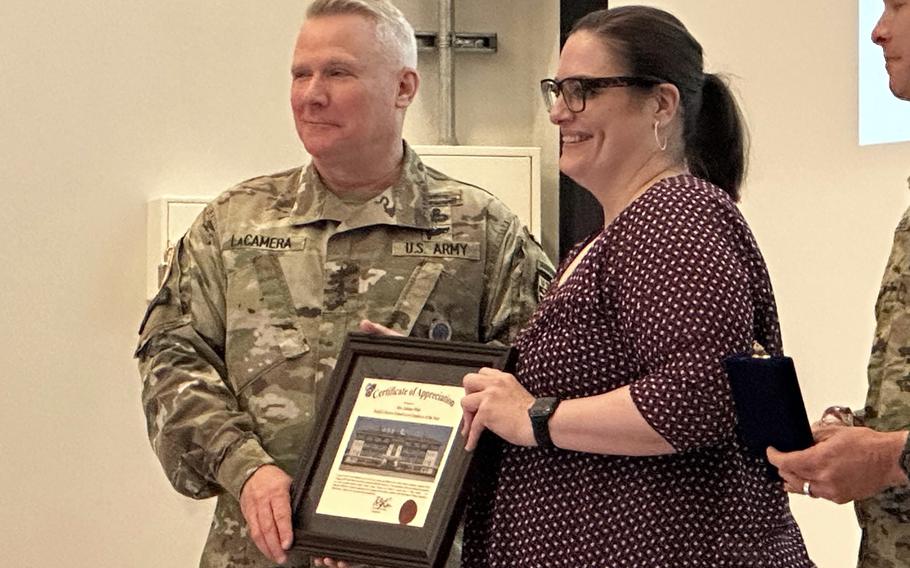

[686,73,748,200]
[572,6,747,201]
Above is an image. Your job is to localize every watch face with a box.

[529,397,559,448]
[530,397,556,418]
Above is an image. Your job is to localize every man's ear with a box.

[395,68,420,108]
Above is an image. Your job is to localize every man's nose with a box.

[872,14,889,46]
[300,76,329,105]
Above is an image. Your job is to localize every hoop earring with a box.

[653,121,668,151]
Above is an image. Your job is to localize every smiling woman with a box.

[459,6,815,567]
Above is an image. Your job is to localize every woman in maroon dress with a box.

[460,6,814,567]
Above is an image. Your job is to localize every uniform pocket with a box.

[232,254,317,466]
[225,254,311,393]
[252,255,310,359]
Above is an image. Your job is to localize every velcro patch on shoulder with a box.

[537,262,555,301]
[393,240,480,260]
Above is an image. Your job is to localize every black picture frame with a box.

[290,332,512,568]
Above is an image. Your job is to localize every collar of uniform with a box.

[288,142,435,232]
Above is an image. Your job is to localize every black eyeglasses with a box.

[540,75,666,113]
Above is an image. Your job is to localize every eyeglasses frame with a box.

[539,75,667,113]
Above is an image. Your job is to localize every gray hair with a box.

[306,0,418,68]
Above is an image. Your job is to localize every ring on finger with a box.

[802,480,813,497]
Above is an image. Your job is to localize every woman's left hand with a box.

[461,368,536,451]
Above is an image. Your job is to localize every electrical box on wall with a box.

[146,146,542,299]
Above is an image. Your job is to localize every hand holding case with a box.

[723,355,813,479]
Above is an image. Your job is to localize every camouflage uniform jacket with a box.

[857,205,910,568]
[135,144,554,568]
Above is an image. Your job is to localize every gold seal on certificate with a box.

[290,333,512,568]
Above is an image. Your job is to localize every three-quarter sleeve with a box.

[619,190,756,452]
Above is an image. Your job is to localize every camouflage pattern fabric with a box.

[857,205,910,568]
[135,143,554,568]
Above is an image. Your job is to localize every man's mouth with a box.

[302,119,339,127]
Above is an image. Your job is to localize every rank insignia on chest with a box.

[421,205,452,238]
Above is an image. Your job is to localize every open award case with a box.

[290,333,512,567]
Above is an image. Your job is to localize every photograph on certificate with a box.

[315,377,465,527]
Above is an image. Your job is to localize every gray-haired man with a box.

[136,1,553,566]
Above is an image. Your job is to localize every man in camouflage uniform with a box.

[768,2,910,566]
[135,1,553,566]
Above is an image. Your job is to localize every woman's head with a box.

[552,6,746,200]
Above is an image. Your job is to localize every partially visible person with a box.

[457,6,813,566]
[767,2,910,565]
[135,1,551,567]
[768,425,908,503]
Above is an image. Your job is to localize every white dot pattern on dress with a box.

[463,175,814,567]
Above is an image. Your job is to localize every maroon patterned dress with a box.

[463,175,814,567]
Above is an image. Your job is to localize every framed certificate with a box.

[290,332,512,568]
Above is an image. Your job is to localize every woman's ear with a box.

[653,82,681,125]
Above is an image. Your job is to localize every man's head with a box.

[291,0,419,171]
[873,0,910,100]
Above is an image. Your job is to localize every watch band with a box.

[900,430,910,478]
[529,397,561,448]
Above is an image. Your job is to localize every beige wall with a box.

[3,0,905,566]
[1,3,307,565]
